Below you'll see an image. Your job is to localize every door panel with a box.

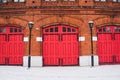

[0,34,7,64]
[61,34,78,65]
[43,35,59,66]
[8,34,23,65]
[114,34,120,63]
[98,34,113,64]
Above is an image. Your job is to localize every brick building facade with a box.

[0,0,120,66]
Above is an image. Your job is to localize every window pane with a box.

[64,0,68,1]
[14,0,18,2]
[114,27,117,32]
[50,28,53,32]
[67,28,71,32]
[107,27,111,32]
[14,28,17,32]
[14,0,25,2]
[10,28,13,32]
[103,28,106,32]
[95,0,100,1]
[55,27,58,32]
[0,28,6,32]
[44,0,56,1]
[20,0,25,2]
[0,0,7,3]
[45,29,49,32]
[44,0,49,1]
[101,0,106,1]
[99,28,102,32]
[113,0,117,2]
[95,0,106,1]
[51,0,56,1]
[63,27,66,32]
[72,28,76,32]
[18,29,22,32]
[69,0,75,1]
[64,0,75,1]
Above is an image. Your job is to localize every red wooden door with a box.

[114,34,120,63]
[43,25,79,66]
[98,34,113,64]
[8,34,24,65]
[98,26,120,64]
[0,34,7,64]
[61,34,79,65]
[43,34,59,66]
[0,26,24,65]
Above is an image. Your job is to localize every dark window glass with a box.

[113,0,120,2]
[55,27,58,32]
[0,28,6,32]
[118,28,120,32]
[63,27,66,32]
[99,29,102,32]
[114,27,118,32]
[50,28,53,32]
[14,28,17,32]
[107,27,111,32]
[72,28,76,32]
[0,0,7,3]
[10,28,13,32]
[45,29,49,32]
[103,28,106,32]
[18,29,22,32]
[67,28,71,32]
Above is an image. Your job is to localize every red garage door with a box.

[0,26,24,65]
[97,26,120,64]
[43,25,79,66]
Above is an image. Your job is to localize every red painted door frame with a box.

[43,25,79,66]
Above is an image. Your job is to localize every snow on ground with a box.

[0,65,120,80]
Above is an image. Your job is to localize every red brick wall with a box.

[0,0,120,56]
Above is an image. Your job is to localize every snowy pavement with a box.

[0,65,120,80]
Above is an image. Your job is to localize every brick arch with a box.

[0,17,28,29]
[36,15,83,28]
[94,16,120,28]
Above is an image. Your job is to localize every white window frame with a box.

[113,0,120,2]
[95,0,106,2]
[64,0,76,1]
[0,0,7,3]
[13,0,25,2]
[44,0,57,1]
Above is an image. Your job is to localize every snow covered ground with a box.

[0,65,120,80]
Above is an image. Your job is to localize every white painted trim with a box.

[23,37,29,42]
[79,55,99,66]
[23,55,99,67]
[23,56,43,67]
[79,36,85,41]
[36,37,42,42]
[92,36,97,41]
